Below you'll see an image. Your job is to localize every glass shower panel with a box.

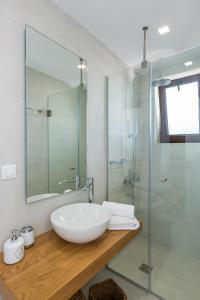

[151,47,200,300]
[107,66,151,290]
[48,87,79,194]
[78,87,87,181]
[26,101,48,197]
[107,68,134,205]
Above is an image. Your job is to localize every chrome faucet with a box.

[83,177,94,203]
[58,175,80,190]
[58,179,68,185]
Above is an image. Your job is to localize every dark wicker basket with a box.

[69,290,87,300]
[89,278,128,300]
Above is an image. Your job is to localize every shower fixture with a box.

[152,70,171,87]
[26,107,44,113]
[141,26,149,69]
[152,77,171,87]
[26,107,52,116]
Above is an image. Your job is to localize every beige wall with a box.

[0,0,126,254]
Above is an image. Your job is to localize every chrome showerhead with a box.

[152,77,171,87]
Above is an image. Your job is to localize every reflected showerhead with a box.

[152,77,171,87]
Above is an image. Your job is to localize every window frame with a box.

[159,73,200,143]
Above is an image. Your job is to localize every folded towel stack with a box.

[102,201,140,231]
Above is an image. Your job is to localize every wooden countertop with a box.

[0,226,141,300]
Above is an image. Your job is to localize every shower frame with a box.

[105,65,166,300]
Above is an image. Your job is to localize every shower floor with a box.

[108,236,200,300]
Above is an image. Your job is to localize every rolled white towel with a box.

[108,217,140,231]
[109,216,136,226]
[103,201,134,218]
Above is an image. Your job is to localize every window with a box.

[159,74,200,143]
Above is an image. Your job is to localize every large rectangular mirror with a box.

[25,26,87,204]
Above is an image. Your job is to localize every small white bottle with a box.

[20,226,35,248]
[3,230,24,264]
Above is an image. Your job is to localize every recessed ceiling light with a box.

[184,61,193,67]
[77,64,87,69]
[158,26,170,35]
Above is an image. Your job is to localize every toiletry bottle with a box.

[21,225,35,248]
[3,230,24,264]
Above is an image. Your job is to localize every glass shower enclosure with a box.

[107,45,200,300]
[48,86,87,194]
[107,65,151,290]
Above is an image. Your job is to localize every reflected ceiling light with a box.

[184,61,193,67]
[77,64,87,69]
[158,25,170,35]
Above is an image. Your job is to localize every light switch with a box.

[1,165,16,180]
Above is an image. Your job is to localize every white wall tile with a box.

[135,62,200,259]
[2,16,25,98]
[1,94,24,164]
[0,10,3,92]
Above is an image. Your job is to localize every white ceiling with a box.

[52,0,200,66]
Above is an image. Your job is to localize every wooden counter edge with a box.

[51,226,142,300]
[0,224,142,300]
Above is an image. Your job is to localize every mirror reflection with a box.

[25,26,87,203]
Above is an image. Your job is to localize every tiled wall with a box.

[113,53,200,259]
[48,88,85,194]
[151,50,200,259]
[151,142,200,259]
[26,67,70,197]
[0,0,126,251]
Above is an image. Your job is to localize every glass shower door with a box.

[47,86,87,194]
[150,47,200,300]
[107,68,134,205]
[107,66,151,290]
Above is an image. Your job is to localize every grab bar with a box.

[109,159,125,165]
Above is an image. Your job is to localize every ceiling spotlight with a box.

[77,64,87,69]
[184,61,193,67]
[158,26,170,35]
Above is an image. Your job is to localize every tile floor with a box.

[108,236,200,300]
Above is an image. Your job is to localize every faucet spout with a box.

[58,175,80,190]
[83,182,92,191]
[82,177,94,203]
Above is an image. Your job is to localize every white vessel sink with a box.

[50,203,111,243]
